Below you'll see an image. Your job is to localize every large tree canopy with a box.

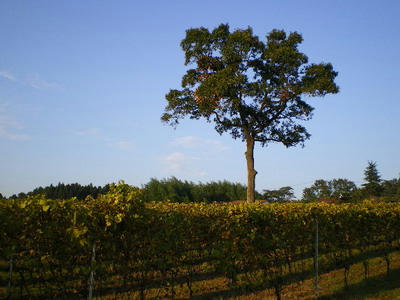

[162,24,339,202]
[302,179,357,202]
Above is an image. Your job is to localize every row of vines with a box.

[1,183,399,299]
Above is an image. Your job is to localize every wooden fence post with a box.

[314,219,319,298]
[88,242,96,300]
[6,257,13,298]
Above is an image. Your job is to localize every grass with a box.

[2,251,400,299]
[96,252,400,299]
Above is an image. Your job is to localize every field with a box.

[1,185,400,299]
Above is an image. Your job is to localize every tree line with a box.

[263,161,400,203]
[1,161,398,203]
[142,177,262,203]
[5,183,110,200]
[1,179,262,203]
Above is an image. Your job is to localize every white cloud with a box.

[161,152,187,172]
[73,128,99,136]
[160,152,207,176]
[0,71,16,81]
[27,73,63,90]
[205,140,230,152]
[172,136,229,152]
[115,140,136,150]
[0,71,63,90]
[194,170,208,176]
[173,136,198,147]
[0,115,29,140]
[0,102,9,112]
[72,128,136,151]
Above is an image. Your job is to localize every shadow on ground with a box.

[318,268,400,300]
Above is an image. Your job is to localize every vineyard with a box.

[1,183,400,299]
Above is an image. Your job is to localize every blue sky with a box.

[1,0,399,197]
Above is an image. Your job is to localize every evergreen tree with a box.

[25,182,110,200]
[362,161,383,197]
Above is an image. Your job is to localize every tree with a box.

[330,178,357,202]
[302,178,357,202]
[162,24,339,202]
[362,161,383,197]
[263,186,295,202]
[381,177,400,201]
[302,179,332,202]
[142,177,258,203]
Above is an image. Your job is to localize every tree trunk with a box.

[245,136,257,202]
